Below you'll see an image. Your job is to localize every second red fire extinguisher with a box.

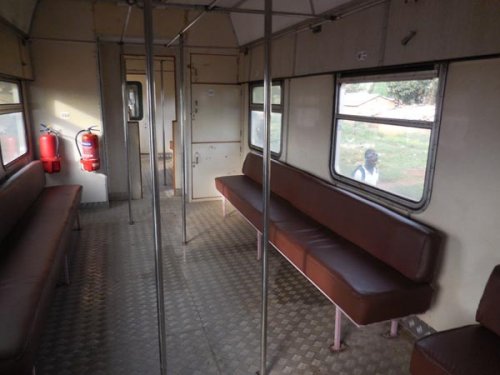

[75,126,100,172]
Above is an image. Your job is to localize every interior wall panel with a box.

[286,75,333,180]
[99,42,126,199]
[238,51,250,83]
[416,58,500,330]
[294,2,385,75]
[191,54,238,84]
[29,40,107,203]
[384,0,500,66]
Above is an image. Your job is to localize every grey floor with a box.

[36,156,415,375]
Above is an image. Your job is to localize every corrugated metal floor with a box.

[36,157,415,375]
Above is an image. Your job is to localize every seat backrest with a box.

[0,161,45,246]
[242,152,441,283]
[476,265,500,336]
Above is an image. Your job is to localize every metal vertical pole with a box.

[179,34,188,244]
[260,1,272,374]
[160,60,167,186]
[120,44,134,225]
[143,1,168,374]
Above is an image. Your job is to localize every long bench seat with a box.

[215,152,442,346]
[0,161,82,375]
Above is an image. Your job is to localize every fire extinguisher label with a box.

[82,141,93,147]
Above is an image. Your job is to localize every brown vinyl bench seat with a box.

[215,152,442,347]
[410,265,500,375]
[0,161,82,375]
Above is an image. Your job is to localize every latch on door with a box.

[192,152,200,167]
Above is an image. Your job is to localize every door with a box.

[191,84,241,199]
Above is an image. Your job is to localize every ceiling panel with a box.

[0,0,38,34]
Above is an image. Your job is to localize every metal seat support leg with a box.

[222,197,226,217]
[330,306,345,352]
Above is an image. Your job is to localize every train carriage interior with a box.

[0,0,499,374]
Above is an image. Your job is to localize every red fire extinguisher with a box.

[75,126,100,172]
[39,124,61,173]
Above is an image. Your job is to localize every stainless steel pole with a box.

[143,1,168,374]
[179,34,188,244]
[120,44,134,225]
[260,0,272,374]
[160,60,167,186]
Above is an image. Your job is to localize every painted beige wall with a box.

[286,75,334,180]
[416,58,500,329]
[29,39,107,203]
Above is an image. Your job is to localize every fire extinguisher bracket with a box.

[75,126,101,172]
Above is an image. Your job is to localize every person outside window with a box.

[353,149,379,186]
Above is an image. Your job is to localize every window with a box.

[331,66,445,209]
[126,81,143,121]
[0,80,28,166]
[249,82,283,155]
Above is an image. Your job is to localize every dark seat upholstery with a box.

[0,161,82,375]
[215,153,441,327]
[410,265,500,375]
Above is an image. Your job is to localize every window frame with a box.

[248,80,284,157]
[0,78,30,171]
[329,64,447,211]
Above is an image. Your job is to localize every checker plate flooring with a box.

[36,160,415,375]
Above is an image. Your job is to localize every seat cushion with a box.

[476,265,500,336]
[410,325,500,375]
[0,184,81,372]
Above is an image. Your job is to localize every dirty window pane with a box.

[0,81,21,104]
[251,85,282,105]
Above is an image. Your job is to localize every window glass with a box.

[334,119,431,202]
[0,81,21,104]
[339,79,438,121]
[251,85,282,105]
[0,112,28,164]
[249,82,283,155]
[250,111,282,154]
[331,67,443,208]
[126,81,143,121]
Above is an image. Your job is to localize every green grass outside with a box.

[335,120,431,201]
